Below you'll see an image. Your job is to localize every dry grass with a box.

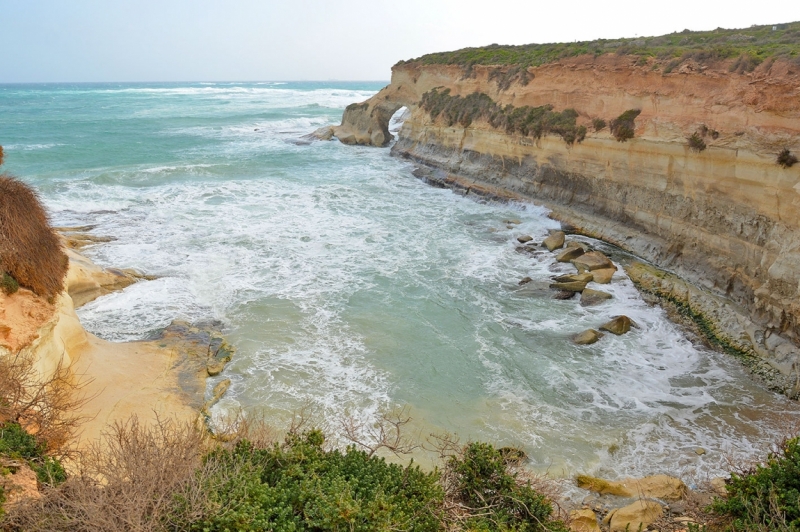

[0,175,68,299]
[4,417,206,532]
[0,352,92,454]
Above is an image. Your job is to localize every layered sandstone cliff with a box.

[333,55,800,391]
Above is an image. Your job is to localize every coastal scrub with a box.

[420,88,586,146]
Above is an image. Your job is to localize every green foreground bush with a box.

[712,436,800,531]
[0,422,66,487]
[1,418,568,532]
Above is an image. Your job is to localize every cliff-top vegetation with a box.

[0,150,68,299]
[397,21,800,71]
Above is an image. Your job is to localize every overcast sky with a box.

[2,0,799,82]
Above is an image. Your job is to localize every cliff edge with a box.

[333,26,800,391]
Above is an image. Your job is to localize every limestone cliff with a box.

[334,55,800,389]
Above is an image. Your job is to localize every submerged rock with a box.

[600,316,633,335]
[307,125,335,141]
[542,231,566,251]
[518,276,532,285]
[553,290,576,300]
[581,289,613,306]
[573,329,604,345]
[556,246,585,262]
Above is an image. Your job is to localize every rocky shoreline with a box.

[326,54,800,397]
[0,228,236,449]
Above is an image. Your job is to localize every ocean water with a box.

[2,81,798,483]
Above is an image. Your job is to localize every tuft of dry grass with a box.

[0,175,68,299]
[4,417,209,532]
[0,352,91,454]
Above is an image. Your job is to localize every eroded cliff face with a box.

[336,56,800,388]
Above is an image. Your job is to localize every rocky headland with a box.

[324,23,800,396]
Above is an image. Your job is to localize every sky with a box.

[2,0,799,82]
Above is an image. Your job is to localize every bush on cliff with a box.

[0,175,68,299]
[778,148,798,168]
[0,422,66,486]
[688,132,707,152]
[609,109,640,142]
[712,435,800,531]
[592,118,606,132]
[420,88,586,146]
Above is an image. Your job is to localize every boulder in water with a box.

[571,251,614,271]
[517,235,533,243]
[556,246,585,262]
[554,273,593,284]
[591,267,616,284]
[549,281,587,292]
[573,329,604,345]
[599,315,633,335]
[542,231,565,251]
[552,290,576,300]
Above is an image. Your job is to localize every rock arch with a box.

[333,86,410,147]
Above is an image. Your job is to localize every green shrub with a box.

[488,65,533,91]
[778,148,798,168]
[187,429,444,531]
[688,132,707,152]
[397,22,800,71]
[0,273,18,295]
[447,442,568,531]
[420,89,585,146]
[712,436,800,530]
[592,118,606,132]
[730,53,762,74]
[0,422,65,486]
[609,109,641,142]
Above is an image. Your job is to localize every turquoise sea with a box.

[1,81,798,484]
